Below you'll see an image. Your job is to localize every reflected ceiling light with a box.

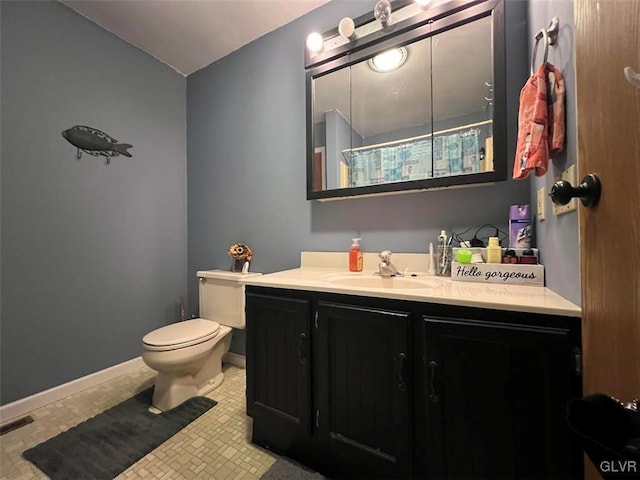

[368,47,408,73]
[415,0,432,8]
[306,32,324,53]
[373,0,392,27]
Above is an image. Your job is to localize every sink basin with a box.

[326,275,441,290]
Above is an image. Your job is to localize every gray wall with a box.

[527,0,581,305]
[1,1,187,404]
[187,0,531,354]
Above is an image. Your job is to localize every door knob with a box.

[549,173,601,207]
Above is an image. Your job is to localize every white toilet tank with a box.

[196,270,262,328]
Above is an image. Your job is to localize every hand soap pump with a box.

[349,238,363,272]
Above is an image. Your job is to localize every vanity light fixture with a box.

[368,47,408,73]
[306,32,324,53]
[415,0,432,8]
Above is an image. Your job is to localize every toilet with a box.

[142,270,261,411]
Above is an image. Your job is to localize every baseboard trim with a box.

[223,351,246,369]
[0,357,146,425]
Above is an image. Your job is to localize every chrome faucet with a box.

[377,250,403,277]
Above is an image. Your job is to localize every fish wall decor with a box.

[62,125,133,165]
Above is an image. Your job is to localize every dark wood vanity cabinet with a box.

[315,302,412,479]
[245,287,583,479]
[246,290,412,479]
[245,293,312,445]
[416,316,583,479]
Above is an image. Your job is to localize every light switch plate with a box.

[537,187,546,221]
[553,164,578,215]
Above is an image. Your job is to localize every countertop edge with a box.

[242,268,582,318]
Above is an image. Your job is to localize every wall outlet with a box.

[537,187,546,221]
[553,164,578,215]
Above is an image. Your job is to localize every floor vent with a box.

[0,415,34,436]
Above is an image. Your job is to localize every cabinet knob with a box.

[549,173,601,208]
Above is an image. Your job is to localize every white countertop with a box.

[242,252,581,317]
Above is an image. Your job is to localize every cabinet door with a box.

[246,293,311,442]
[315,302,412,479]
[421,316,582,479]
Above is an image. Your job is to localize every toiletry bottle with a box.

[509,205,532,249]
[427,242,436,275]
[486,236,502,263]
[349,238,363,272]
[519,249,538,264]
[437,230,447,246]
[436,230,451,276]
[502,249,518,264]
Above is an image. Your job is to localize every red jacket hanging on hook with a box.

[513,62,565,179]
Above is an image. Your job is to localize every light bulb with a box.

[415,0,432,8]
[338,17,355,39]
[368,47,408,73]
[306,32,323,53]
[374,0,392,26]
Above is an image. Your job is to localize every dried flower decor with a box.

[228,243,252,273]
[228,243,253,261]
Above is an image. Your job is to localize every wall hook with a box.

[624,67,640,89]
[542,17,559,46]
[531,17,559,74]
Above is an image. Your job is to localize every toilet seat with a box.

[143,319,220,352]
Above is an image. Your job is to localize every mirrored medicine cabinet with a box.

[305,0,507,200]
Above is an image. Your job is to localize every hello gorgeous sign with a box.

[451,263,544,286]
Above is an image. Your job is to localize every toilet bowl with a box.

[142,319,232,411]
[141,270,261,411]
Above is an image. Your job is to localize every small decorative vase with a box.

[231,258,246,273]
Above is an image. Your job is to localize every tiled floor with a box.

[0,364,278,479]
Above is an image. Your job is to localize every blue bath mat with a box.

[23,387,216,480]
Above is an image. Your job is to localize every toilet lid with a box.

[143,319,220,351]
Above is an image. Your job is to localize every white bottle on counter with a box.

[486,236,502,263]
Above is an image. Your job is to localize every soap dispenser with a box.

[349,238,363,272]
